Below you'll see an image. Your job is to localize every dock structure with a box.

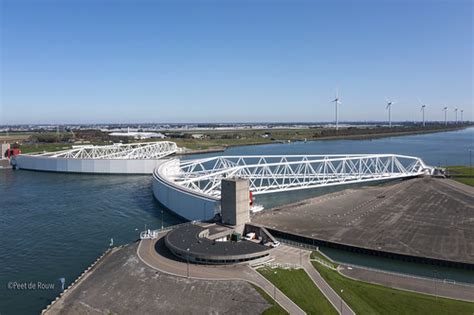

[252,177,474,268]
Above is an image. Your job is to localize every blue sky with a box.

[1,0,472,124]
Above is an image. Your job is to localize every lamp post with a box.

[340,289,344,314]
[186,248,190,278]
[469,149,473,176]
[273,271,277,300]
[469,149,473,168]
[161,209,164,230]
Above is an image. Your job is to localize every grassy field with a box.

[446,166,474,187]
[258,267,337,315]
[453,178,474,186]
[6,124,470,154]
[19,143,73,154]
[312,261,474,315]
[172,137,271,150]
[169,125,469,150]
[250,284,288,315]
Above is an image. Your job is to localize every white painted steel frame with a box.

[157,154,432,198]
[38,141,177,159]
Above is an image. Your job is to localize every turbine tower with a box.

[332,89,342,130]
[460,109,464,123]
[442,107,448,126]
[418,99,427,127]
[420,105,427,127]
[385,98,395,128]
[454,107,458,123]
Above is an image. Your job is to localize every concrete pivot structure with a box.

[12,141,178,174]
[164,222,272,265]
[1,143,10,159]
[153,154,432,220]
[221,178,250,233]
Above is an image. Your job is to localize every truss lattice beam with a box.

[39,141,178,159]
[156,154,432,198]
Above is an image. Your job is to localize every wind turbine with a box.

[442,107,448,126]
[385,98,395,128]
[460,109,464,123]
[332,89,342,130]
[418,99,427,127]
[454,107,458,123]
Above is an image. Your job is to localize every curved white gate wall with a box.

[13,155,164,174]
[152,161,219,221]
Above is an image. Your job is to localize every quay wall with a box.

[267,228,474,270]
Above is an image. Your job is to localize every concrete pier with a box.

[43,242,273,314]
[253,177,474,267]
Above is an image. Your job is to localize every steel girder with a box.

[40,141,178,159]
[157,154,432,198]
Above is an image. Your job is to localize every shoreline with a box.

[180,125,471,155]
[6,125,471,157]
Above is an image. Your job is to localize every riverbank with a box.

[311,256,474,314]
[10,124,472,154]
[170,124,471,152]
[446,166,474,186]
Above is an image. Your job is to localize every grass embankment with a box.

[258,267,337,315]
[310,251,338,269]
[446,166,474,186]
[173,137,271,150]
[19,143,73,154]
[171,125,470,150]
[250,284,288,315]
[311,256,474,315]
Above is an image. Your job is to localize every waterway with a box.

[0,127,473,314]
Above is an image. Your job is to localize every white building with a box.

[109,131,166,140]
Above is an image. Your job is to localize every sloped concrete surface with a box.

[45,242,271,315]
